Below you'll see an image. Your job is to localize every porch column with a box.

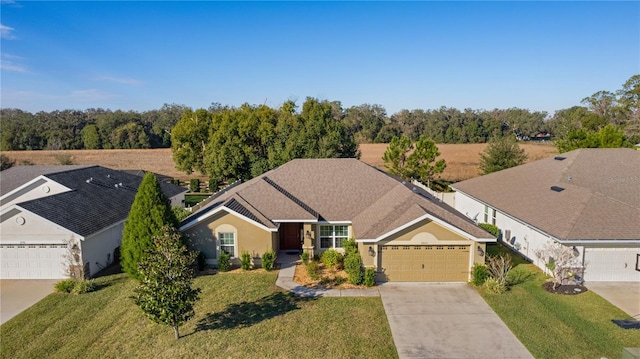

[302,223,315,258]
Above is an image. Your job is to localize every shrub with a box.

[300,252,310,264]
[55,279,76,293]
[306,261,319,280]
[344,253,363,285]
[218,251,231,272]
[364,267,376,287]
[55,279,96,294]
[72,279,96,294]
[321,249,343,269]
[478,223,500,238]
[170,179,181,186]
[333,276,347,286]
[189,179,200,192]
[0,154,15,171]
[471,263,489,286]
[262,250,276,271]
[241,251,252,271]
[208,178,218,192]
[486,254,512,285]
[484,277,507,294]
[343,238,358,255]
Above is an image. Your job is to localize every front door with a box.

[279,223,302,251]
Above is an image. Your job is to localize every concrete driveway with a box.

[379,282,533,359]
[586,282,640,318]
[0,280,58,325]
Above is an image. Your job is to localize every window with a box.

[319,225,348,249]
[484,205,496,225]
[219,232,235,257]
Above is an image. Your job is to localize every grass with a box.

[184,193,211,207]
[0,271,396,359]
[479,243,640,359]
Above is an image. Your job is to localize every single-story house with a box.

[180,158,495,282]
[0,165,187,279]
[452,148,640,282]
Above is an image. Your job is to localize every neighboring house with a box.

[452,148,640,282]
[180,158,495,282]
[0,165,187,279]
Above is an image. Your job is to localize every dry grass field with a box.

[2,142,557,183]
[359,142,558,182]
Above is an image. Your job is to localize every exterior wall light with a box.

[368,246,375,257]
[305,230,311,239]
[477,245,485,257]
[71,243,81,263]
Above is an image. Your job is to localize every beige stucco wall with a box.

[183,210,274,266]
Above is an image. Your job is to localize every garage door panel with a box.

[382,244,470,282]
[0,244,68,279]
[585,247,640,282]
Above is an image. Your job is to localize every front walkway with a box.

[275,251,379,297]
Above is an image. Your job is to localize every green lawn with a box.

[1,272,397,359]
[184,193,211,207]
[480,243,640,359]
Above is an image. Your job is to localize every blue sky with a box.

[1,1,638,116]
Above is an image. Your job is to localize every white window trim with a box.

[319,224,349,249]
[218,232,237,258]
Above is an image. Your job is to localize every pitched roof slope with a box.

[12,166,186,237]
[187,158,492,240]
[0,165,91,195]
[451,148,640,241]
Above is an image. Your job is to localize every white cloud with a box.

[0,24,16,39]
[0,60,27,72]
[93,75,143,86]
[1,53,28,73]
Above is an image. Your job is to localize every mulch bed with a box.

[542,282,588,295]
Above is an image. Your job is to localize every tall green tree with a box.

[171,109,211,174]
[479,137,528,174]
[133,226,200,340]
[382,135,413,180]
[407,137,446,188]
[121,173,177,279]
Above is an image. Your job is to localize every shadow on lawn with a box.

[196,291,314,331]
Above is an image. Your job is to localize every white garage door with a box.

[584,247,640,282]
[0,244,68,279]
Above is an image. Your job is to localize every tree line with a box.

[1,75,637,153]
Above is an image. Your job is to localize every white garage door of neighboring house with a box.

[0,244,68,279]
[584,247,640,282]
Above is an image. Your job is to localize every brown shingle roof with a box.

[186,159,493,240]
[451,148,640,241]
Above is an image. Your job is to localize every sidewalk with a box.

[275,251,379,297]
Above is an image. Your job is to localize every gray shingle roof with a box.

[8,166,186,237]
[451,148,640,241]
[186,159,493,240]
[0,165,91,195]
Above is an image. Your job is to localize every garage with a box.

[0,243,68,279]
[584,247,640,282]
[381,244,470,282]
